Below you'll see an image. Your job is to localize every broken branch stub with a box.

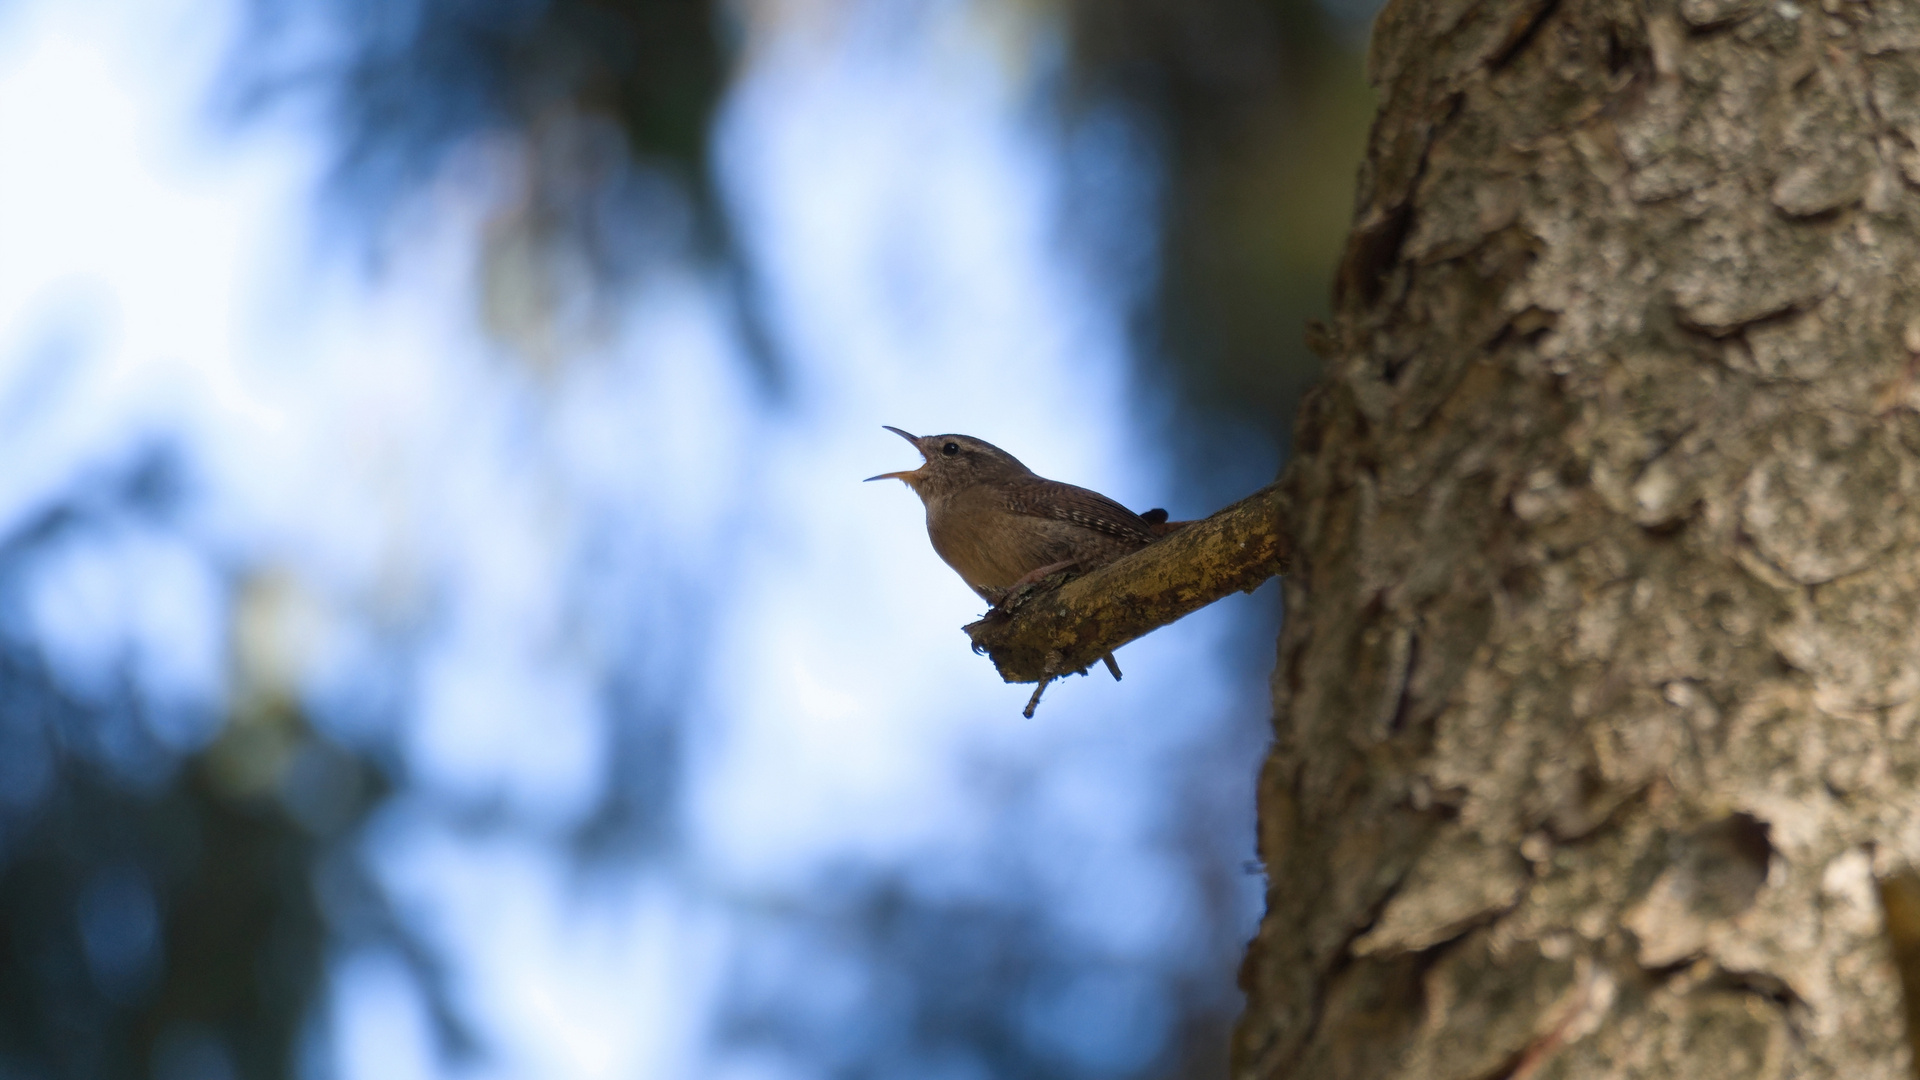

[964,482,1291,684]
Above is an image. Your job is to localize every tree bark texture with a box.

[1235,2,1920,1078]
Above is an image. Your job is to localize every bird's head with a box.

[865,426,1031,501]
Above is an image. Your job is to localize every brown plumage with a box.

[867,426,1174,685]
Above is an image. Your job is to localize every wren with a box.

[867,425,1174,687]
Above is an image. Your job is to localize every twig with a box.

[1022,677,1053,719]
[966,482,1291,685]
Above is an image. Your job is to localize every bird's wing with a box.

[1001,477,1156,544]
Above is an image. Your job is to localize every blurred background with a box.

[0,0,1378,1077]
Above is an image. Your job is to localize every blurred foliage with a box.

[230,0,727,230]
[720,722,1270,1080]
[725,877,1199,1079]
[1060,0,1376,500]
[0,1,1379,1078]
[227,0,764,375]
[0,453,379,1080]
[0,748,322,1080]
[225,0,1372,448]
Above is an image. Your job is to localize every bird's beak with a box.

[865,425,930,484]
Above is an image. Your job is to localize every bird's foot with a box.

[984,559,1081,618]
[1010,558,1080,590]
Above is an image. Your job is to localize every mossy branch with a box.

[964,482,1291,684]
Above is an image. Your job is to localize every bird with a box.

[866,425,1177,690]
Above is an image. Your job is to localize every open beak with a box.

[865,425,930,484]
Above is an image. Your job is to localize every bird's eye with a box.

[942,442,960,456]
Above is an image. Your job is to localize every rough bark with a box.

[964,483,1290,684]
[1235,2,1920,1078]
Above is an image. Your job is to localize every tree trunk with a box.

[1234,1,1920,1077]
